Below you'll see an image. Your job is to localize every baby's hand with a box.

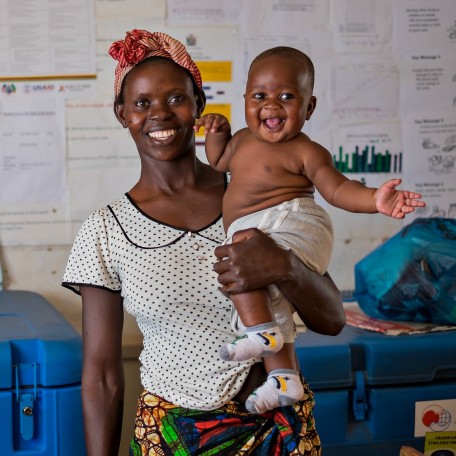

[194,113,231,135]
[374,178,426,219]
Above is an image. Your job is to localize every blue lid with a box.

[340,324,456,385]
[0,290,82,389]
[295,323,456,390]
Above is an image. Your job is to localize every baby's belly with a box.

[222,186,314,230]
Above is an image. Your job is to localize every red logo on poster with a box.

[422,405,452,432]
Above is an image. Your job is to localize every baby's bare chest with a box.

[230,143,310,185]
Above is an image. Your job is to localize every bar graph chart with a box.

[333,145,402,173]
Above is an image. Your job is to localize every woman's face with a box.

[244,55,316,143]
[116,59,204,162]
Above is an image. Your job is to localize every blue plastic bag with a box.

[354,218,456,325]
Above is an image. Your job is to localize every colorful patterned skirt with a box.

[129,382,321,456]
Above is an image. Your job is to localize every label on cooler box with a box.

[424,431,456,456]
[415,400,456,437]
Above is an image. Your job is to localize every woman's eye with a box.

[135,99,149,108]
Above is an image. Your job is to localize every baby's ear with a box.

[306,96,317,120]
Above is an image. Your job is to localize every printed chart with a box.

[333,144,403,173]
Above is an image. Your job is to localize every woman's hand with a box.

[214,228,290,293]
[214,228,346,335]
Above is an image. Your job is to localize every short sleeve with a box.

[62,209,121,295]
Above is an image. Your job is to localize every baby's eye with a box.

[253,92,265,100]
[279,93,294,101]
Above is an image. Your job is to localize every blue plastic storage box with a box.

[0,290,86,456]
[296,322,456,455]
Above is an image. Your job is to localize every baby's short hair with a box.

[250,46,315,90]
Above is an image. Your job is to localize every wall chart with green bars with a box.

[333,145,402,173]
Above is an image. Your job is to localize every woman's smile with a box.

[148,129,177,140]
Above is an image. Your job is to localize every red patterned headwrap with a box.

[109,30,203,98]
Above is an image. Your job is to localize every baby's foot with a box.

[219,322,283,362]
[245,369,303,414]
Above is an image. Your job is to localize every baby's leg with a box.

[245,343,303,414]
[219,230,284,362]
[219,289,284,361]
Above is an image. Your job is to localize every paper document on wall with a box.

[393,0,456,55]
[402,111,456,176]
[331,58,400,121]
[0,98,73,246]
[331,0,392,53]
[0,0,96,79]
[240,0,328,34]
[0,98,66,205]
[166,0,242,25]
[400,52,456,114]
[331,120,403,184]
[95,0,165,20]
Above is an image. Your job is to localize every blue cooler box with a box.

[296,322,456,455]
[0,290,86,456]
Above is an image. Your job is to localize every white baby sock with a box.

[219,322,284,362]
[245,369,303,414]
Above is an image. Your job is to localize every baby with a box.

[195,46,425,414]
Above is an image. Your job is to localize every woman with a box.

[62,30,345,456]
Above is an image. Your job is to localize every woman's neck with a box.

[128,160,225,230]
[134,154,201,194]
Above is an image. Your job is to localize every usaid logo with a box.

[23,84,55,94]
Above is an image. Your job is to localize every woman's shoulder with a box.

[73,195,129,240]
[83,194,129,221]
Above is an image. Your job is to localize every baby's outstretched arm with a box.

[307,143,425,218]
[194,113,233,172]
[374,178,425,219]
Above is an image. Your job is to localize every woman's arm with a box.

[277,247,345,335]
[80,286,125,456]
[213,228,345,335]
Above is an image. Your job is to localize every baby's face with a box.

[244,55,316,143]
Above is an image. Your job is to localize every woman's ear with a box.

[196,89,206,119]
[306,96,317,120]
[114,102,128,128]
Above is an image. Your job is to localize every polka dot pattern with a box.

[63,194,252,410]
